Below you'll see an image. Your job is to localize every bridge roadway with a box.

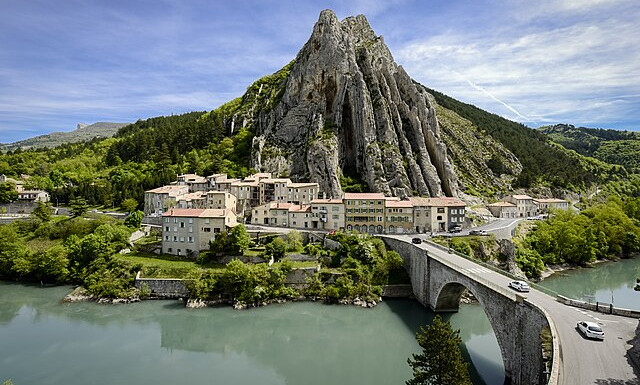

[385,234,639,385]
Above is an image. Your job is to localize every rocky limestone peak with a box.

[252,9,460,198]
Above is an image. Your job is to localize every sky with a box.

[0,0,638,143]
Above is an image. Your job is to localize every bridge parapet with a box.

[380,235,556,385]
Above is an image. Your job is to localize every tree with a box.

[121,198,139,213]
[31,201,52,222]
[0,181,18,203]
[124,210,144,229]
[228,224,250,255]
[264,237,287,261]
[285,230,303,252]
[70,197,89,218]
[407,315,472,385]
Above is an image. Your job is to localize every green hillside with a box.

[539,124,640,172]
[425,87,627,190]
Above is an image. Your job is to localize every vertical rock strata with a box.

[252,10,459,198]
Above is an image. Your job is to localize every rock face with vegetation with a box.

[253,10,461,198]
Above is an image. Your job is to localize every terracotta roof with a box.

[386,200,413,208]
[488,202,516,207]
[260,178,292,184]
[510,194,533,200]
[343,192,386,200]
[311,198,343,204]
[288,204,312,213]
[410,196,466,207]
[288,182,319,188]
[146,185,189,195]
[533,198,568,203]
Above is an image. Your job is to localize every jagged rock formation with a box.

[252,10,460,198]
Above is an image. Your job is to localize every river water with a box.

[1,257,637,385]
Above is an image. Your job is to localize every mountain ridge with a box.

[1,122,129,151]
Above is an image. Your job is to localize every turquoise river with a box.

[1,256,638,385]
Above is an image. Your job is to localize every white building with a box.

[161,208,238,257]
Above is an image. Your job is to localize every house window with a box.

[173,236,177,241]
[188,237,193,243]
[188,218,193,224]
[203,228,211,232]
[437,208,445,213]
[168,248,172,252]
[180,222,185,228]
[165,235,169,241]
[205,219,210,224]
[180,237,185,242]
[214,228,220,233]
[189,226,193,233]
[165,226,169,232]
[173,226,177,232]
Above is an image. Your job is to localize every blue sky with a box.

[1,0,638,143]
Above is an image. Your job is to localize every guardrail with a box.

[423,239,561,298]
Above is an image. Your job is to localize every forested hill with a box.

[0,122,128,151]
[425,88,627,189]
[539,124,640,172]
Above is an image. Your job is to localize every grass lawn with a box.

[116,251,225,278]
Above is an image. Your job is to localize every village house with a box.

[176,174,209,192]
[310,198,345,231]
[344,193,386,234]
[410,196,467,233]
[287,204,313,229]
[144,185,190,216]
[287,182,320,205]
[251,202,293,226]
[385,199,414,234]
[504,194,537,218]
[259,178,292,204]
[533,198,570,213]
[175,192,207,209]
[17,190,50,203]
[0,174,25,192]
[161,208,238,257]
[487,202,517,218]
[230,180,260,215]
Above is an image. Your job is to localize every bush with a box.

[264,237,287,261]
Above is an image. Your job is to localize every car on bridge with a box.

[577,321,605,340]
[411,237,422,244]
[508,280,530,292]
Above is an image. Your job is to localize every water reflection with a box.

[539,257,640,309]
[0,283,505,385]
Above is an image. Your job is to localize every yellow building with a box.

[385,199,413,234]
[344,193,386,234]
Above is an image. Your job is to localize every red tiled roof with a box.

[343,192,386,200]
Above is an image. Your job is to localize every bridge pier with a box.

[382,236,551,385]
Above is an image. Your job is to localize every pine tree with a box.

[407,315,472,385]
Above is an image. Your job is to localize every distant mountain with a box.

[539,124,640,171]
[1,122,129,151]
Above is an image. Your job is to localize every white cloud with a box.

[396,5,640,128]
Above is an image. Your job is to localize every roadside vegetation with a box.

[0,208,143,298]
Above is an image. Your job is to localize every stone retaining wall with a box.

[134,272,189,299]
[381,284,413,298]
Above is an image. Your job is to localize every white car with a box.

[577,321,605,340]
[508,280,530,292]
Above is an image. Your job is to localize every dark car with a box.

[411,237,422,244]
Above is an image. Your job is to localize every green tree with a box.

[121,198,139,213]
[0,181,18,203]
[228,224,250,255]
[407,315,472,385]
[209,231,228,256]
[31,201,52,222]
[264,237,287,261]
[285,230,303,252]
[70,197,89,218]
[124,210,144,229]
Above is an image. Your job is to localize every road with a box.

[389,234,640,385]
[429,218,522,240]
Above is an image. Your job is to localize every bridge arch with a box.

[381,236,552,385]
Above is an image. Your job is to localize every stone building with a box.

[310,198,345,231]
[385,199,413,234]
[533,198,570,213]
[161,208,238,257]
[344,193,386,234]
[504,194,537,218]
[488,202,517,218]
[144,185,190,216]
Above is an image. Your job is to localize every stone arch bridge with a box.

[381,236,555,385]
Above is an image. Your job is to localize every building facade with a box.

[161,208,238,256]
[505,195,537,218]
[533,198,570,213]
[487,202,517,218]
[310,198,345,230]
[385,199,413,233]
[344,193,386,234]
[144,185,190,216]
